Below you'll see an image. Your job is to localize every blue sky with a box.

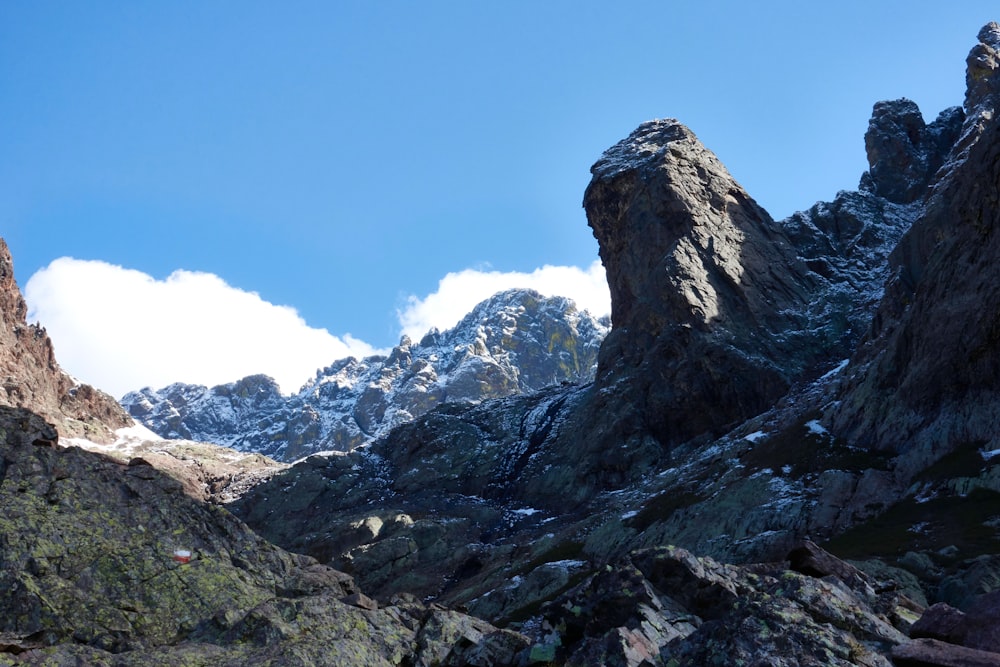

[1,2,995,397]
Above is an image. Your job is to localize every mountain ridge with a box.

[3,21,1000,667]
[227,21,1000,665]
[123,288,608,461]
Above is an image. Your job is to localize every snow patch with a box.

[820,359,850,381]
[805,420,828,436]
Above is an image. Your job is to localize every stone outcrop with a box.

[124,289,607,460]
[0,405,529,665]
[230,28,1000,654]
[860,99,964,204]
[583,119,816,449]
[529,542,914,666]
[0,239,130,442]
[892,638,1000,667]
[893,590,1000,666]
[830,23,1000,457]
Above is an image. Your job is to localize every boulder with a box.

[892,637,1000,667]
[909,591,1000,653]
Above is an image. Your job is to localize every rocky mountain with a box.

[4,20,1000,667]
[122,288,608,461]
[226,22,1000,666]
[0,239,130,443]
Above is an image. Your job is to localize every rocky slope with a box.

[4,20,1000,667]
[0,406,529,665]
[123,289,608,461]
[0,237,536,664]
[228,22,1000,666]
[0,239,130,442]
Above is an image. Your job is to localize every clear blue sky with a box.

[0,2,996,395]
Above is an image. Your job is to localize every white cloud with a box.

[397,260,610,341]
[24,258,380,398]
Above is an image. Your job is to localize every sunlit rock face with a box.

[124,288,608,461]
[0,238,130,442]
[583,119,818,449]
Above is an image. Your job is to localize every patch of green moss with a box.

[626,490,707,532]
[916,440,989,483]
[823,487,1000,561]
[741,413,890,479]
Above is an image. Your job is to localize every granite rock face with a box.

[124,289,607,461]
[531,543,915,667]
[0,405,529,665]
[583,119,816,449]
[230,29,1000,662]
[860,99,964,204]
[0,239,130,443]
[830,22,1000,457]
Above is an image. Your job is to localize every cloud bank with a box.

[397,260,610,341]
[24,258,379,398]
[24,258,611,400]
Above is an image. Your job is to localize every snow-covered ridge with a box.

[122,288,609,461]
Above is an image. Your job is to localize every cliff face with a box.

[583,120,816,449]
[0,239,130,442]
[227,92,926,611]
[830,23,1000,457]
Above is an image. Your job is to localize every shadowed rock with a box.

[860,99,963,204]
[583,119,816,450]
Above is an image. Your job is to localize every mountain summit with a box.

[123,288,608,460]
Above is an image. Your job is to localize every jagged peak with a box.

[0,236,131,441]
[588,118,702,180]
[457,288,580,326]
[965,21,1000,114]
[125,286,608,460]
[859,97,964,204]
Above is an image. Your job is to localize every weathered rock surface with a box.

[529,543,913,666]
[0,239,130,443]
[0,406,529,665]
[583,119,816,450]
[229,28,1000,663]
[908,591,1000,653]
[124,288,607,461]
[894,592,1000,667]
[830,23,1000,460]
[860,99,964,204]
[74,432,289,504]
[892,638,1000,667]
